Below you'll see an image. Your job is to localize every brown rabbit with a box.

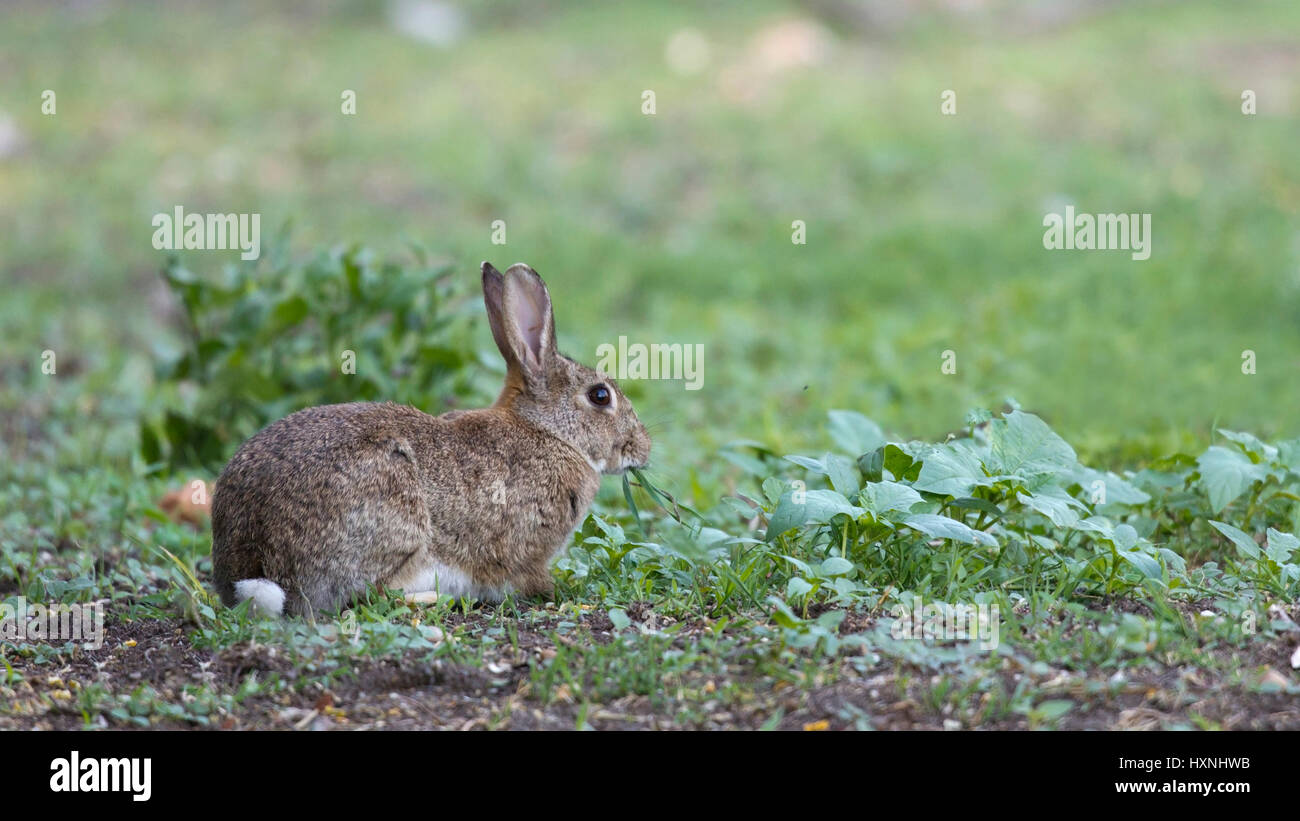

[210,262,651,616]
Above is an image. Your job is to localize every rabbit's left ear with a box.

[481,261,511,362]
[492,263,555,380]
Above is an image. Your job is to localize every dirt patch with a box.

[3,608,1297,731]
[779,638,1300,731]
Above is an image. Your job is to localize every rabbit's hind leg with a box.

[314,436,434,612]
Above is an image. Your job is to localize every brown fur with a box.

[210,263,651,616]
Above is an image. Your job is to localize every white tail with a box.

[233,579,286,616]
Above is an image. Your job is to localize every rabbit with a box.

[210,262,652,617]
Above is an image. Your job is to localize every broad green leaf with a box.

[1017,486,1084,528]
[780,555,813,576]
[1208,520,1260,559]
[801,489,863,521]
[761,476,787,506]
[1217,429,1277,462]
[763,502,797,540]
[589,515,626,546]
[784,455,825,472]
[766,489,864,541]
[1275,439,1300,473]
[886,444,922,482]
[1156,547,1187,576]
[1196,446,1266,513]
[785,453,862,495]
[823,453,861,496]
[861,481,924,516]
[1070,465,1151,506]
[989,411,1077,476]
[786,577,814,598]
[1111,523,1139,551]
[913,440,989,497]
[827,410,886,458]
[903,513,997,546]
[1265,528,1299,564]
[858,446,885,482]
[1071,516,1115,538]
[820,557,854,576]
[1116,546,1162,580]
[608,608,631,631]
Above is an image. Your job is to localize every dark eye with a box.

[587,385,611,407]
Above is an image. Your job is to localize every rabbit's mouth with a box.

[614,432,652,474]
[612,449,650,474]
[625,456,650,472]
[587,452,647,476]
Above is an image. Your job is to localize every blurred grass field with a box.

[2,0,1299,480]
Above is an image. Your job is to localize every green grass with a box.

[2,0,1299,729]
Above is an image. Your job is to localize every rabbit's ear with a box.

[481,261,512,363]
[489,263,556,381]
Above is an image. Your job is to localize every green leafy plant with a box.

[141,245,481,472]
[754,408,1300,607]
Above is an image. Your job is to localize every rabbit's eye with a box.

[587,385,611,407]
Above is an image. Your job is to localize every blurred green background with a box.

[1,0,1297,483]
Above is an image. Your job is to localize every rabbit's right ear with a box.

[482,261,555,386]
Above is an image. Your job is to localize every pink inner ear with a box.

[507,285,547,367]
